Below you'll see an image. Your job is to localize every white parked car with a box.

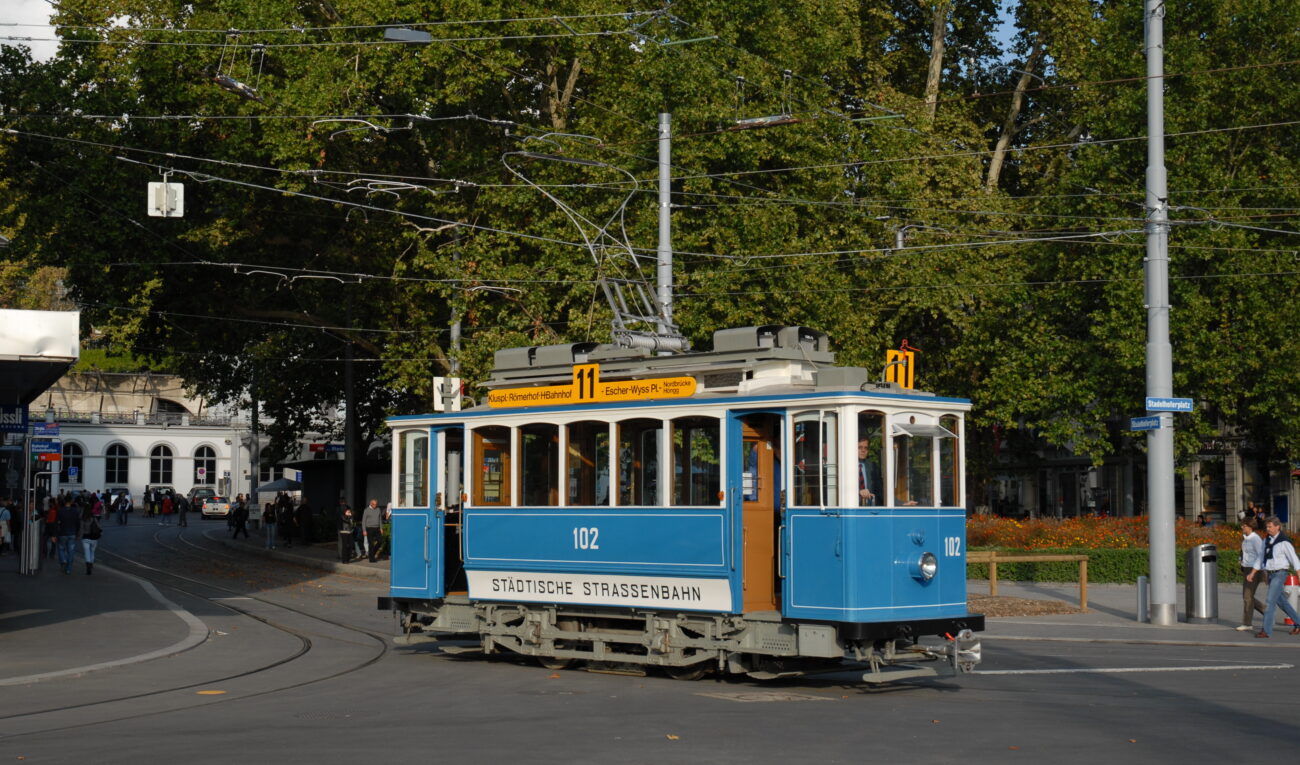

[201,496,232,519]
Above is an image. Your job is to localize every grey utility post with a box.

[1144,0,1177,626]
[656,112,674,342]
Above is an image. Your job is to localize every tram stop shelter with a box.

[0,309,81,573]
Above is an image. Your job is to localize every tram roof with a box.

[389,326,971,426]
[388,385,971,426]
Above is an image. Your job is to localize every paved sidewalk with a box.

[974,579,1300,648]
[215,527,392,583]
[0,550,205,686]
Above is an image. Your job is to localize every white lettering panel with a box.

[468,571,732,611]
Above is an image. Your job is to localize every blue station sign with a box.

[33,423,60,437]
[1145,397,1194,412]
[1130,416,1162,431]
[29,438,61,454]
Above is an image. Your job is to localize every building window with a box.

[150,445,173,486]
[61,442,84,485]
[106,443,129,485]
[194,446,216,485]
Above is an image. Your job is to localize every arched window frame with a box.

[60,441,85,485]
[150,444,174,486]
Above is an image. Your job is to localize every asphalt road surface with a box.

[3,523,1298,763]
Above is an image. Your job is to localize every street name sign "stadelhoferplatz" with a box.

[1145,397,1194,412]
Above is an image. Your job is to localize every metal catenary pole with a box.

[1144,0,1177,626]
[656,112,674,344]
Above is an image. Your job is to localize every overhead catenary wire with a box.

[1,11,660,36]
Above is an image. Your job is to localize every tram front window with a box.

[856,411,884,507]
[893,420,955,507]
[617,419,660,506]
[792,411,838,507]
[398,430,429,507]
[672,417,720,506]
[567,421,610,506]
[939,415,960,507]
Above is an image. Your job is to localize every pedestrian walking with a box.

[44,499,59,558]
[1237,518,1269,631]
[160,492,174,526]
[278,500,295,548]
[339,505,360,562]
[55,499,80,574]
[0,500,13,555]
[177,494,190,527]
[115,491,129,525]
[1250,516,1300,638]
[80,502,103,575]
[362,498,384,562]
[262,502,276,549]
[231,495,250,539]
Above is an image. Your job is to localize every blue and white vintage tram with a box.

[382,326,982,681]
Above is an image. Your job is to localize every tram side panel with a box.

[462,507,736,613]
[783,507,970,626]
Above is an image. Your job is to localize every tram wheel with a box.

[662,664,709,681]
[536,656,575,671]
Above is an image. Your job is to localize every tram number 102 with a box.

[573,527,601,550]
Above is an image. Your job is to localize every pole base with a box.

[1150,603,1177,626]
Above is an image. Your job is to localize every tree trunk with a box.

[985,43,1045,193]
[923,0,950,121]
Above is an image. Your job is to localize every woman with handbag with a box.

[80,502,103,575]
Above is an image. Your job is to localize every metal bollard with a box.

[1137,575,1149,623]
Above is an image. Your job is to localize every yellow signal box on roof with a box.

[886,349,915,389]
[488,364,697,408]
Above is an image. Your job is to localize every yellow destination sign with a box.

[488,364,697,408]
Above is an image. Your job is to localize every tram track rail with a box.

[0,527,391,738]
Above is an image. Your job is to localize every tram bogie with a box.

[384,325,984,683]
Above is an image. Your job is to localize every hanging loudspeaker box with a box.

[147,182,184,217]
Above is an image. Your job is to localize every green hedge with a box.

[967,547,1243,584]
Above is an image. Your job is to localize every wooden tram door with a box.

[741,416,780,613]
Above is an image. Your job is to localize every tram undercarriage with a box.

[384,596,982,682]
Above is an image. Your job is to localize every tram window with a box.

[856,411,884,507]
[398,431,429,507]
[893,432,934,507]
[939,415,960,506]
[520,424,559,506]
[567,421,610,506]
[473,426,511,506]
[618,419,661,506]
[671,417,721,506]
[792,411,839,507]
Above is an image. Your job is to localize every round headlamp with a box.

[913,551,938,581]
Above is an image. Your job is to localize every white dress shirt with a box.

[1260,534,1300,573]
[1241,532,1265,569]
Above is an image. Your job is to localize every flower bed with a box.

[966,516,1244,583]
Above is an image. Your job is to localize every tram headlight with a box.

[912,551,938,581]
